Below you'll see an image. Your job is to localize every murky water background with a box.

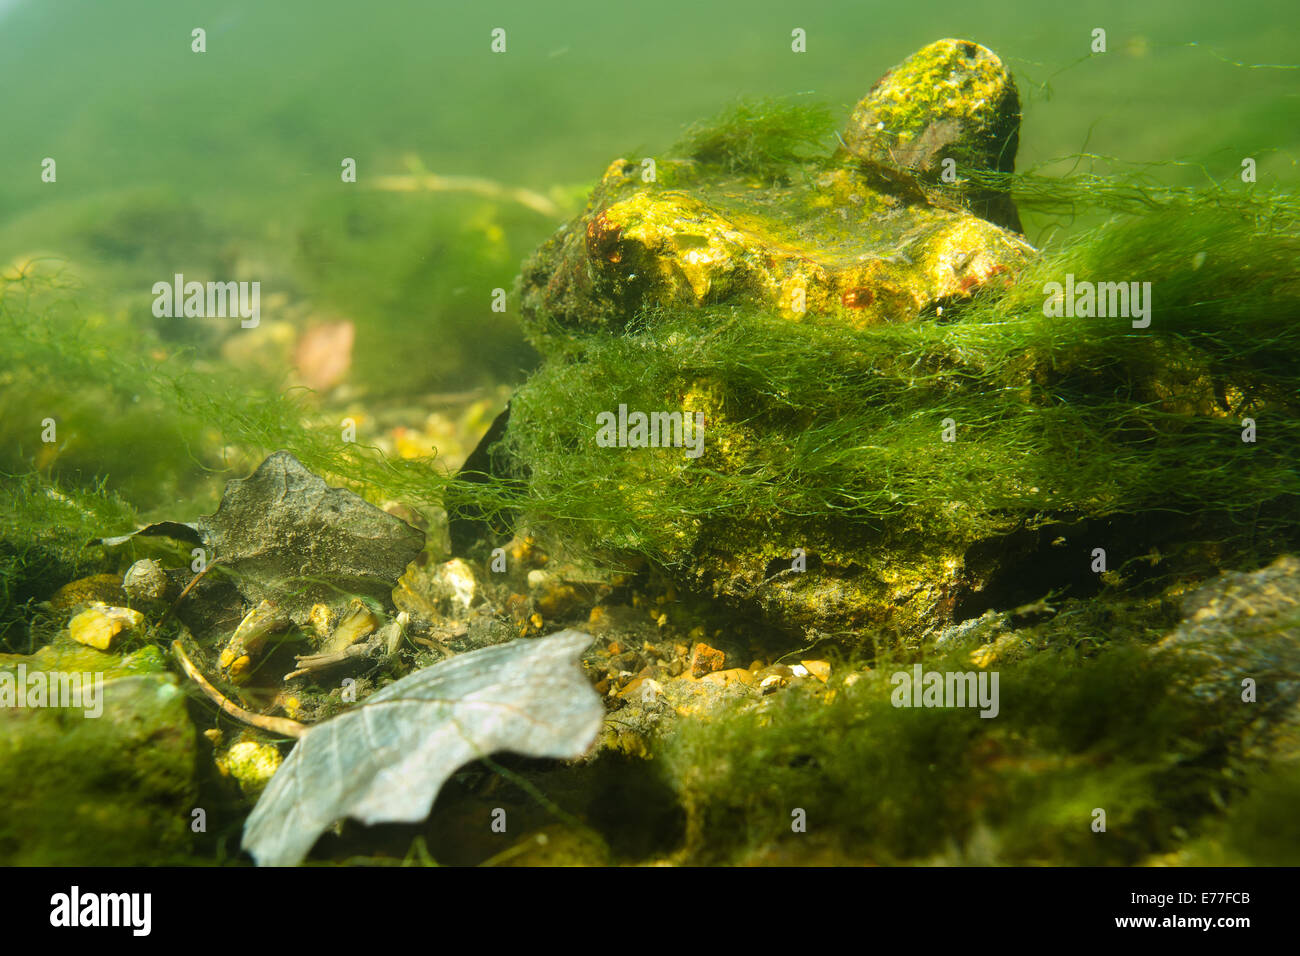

[1,0,1298,871]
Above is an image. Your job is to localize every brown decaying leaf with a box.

[95,451,425,626]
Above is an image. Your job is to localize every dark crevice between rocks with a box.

[953,508,1300,624]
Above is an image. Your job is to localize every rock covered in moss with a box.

[471,38,1300,649]
[0,658,196,864]
[518,40,1031,338]
[840,39,1022,231]
[492,40,1036,643]
[48,573,127,615]
[216,737,283,796]
[0,639,169,680]
[1157,554,1300,761]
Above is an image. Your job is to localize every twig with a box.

[156,556,223,632]
[283,640,376,681]
[412,635,457,657]
[370,172,560,217]
[172,640,306,739]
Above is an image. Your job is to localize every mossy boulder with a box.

[457,39,1300,647]
[0,643,197,864]
[1157,554,1300,762]
[840,38,1023,231]
[520,40,1031,337]
[486,40,1035,643]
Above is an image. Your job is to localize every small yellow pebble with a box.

[801,660,831,683]
[68,604,143,651]
[217,740,283,796]
[222,654,252,680]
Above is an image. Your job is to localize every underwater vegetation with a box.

[1,28,1298,869]
[493,200,1300,636]
[475,41,1300,646]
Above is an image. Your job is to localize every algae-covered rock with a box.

[0,639,169,679]
[216,737,284,797]
[840,38,1023,231]
[520,40,1031,337]
[460,38,1300,648]
[49,573,129,615]
[1157,554,1300,762]
[0,644,197,864]
[475,40,1036,643]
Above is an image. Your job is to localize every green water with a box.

[2,0,1295,367]
[1,0,1298,871]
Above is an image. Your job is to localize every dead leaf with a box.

[96,451,424,625]
[242,629,602,866]
[93,520,202,548]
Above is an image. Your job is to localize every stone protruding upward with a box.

[840,39,1023,232]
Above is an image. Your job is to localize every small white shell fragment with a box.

[439,558,479,610]
[759,674,787,695]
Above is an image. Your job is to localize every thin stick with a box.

[412,635,457,657]
[370,173,560,217]
[156,556,223,632]
[172,640,307,739]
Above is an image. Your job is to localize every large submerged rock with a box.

[493,40,1035,642]
[460,39,1289,646]
[1157,555,1300,763]
[520,39,1033,336]
[0,644,197,864]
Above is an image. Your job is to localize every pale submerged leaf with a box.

[243,629,602,866]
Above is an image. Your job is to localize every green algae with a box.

[6,149,1298,648]
[653,636,1254,866]
[293,189,545,396]
[673,96,835,177]
[0,670,197,865]
[1176,762,1300,865]
[0,267,456,515]
[0,473,138,650]
[482,194,1300,607]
